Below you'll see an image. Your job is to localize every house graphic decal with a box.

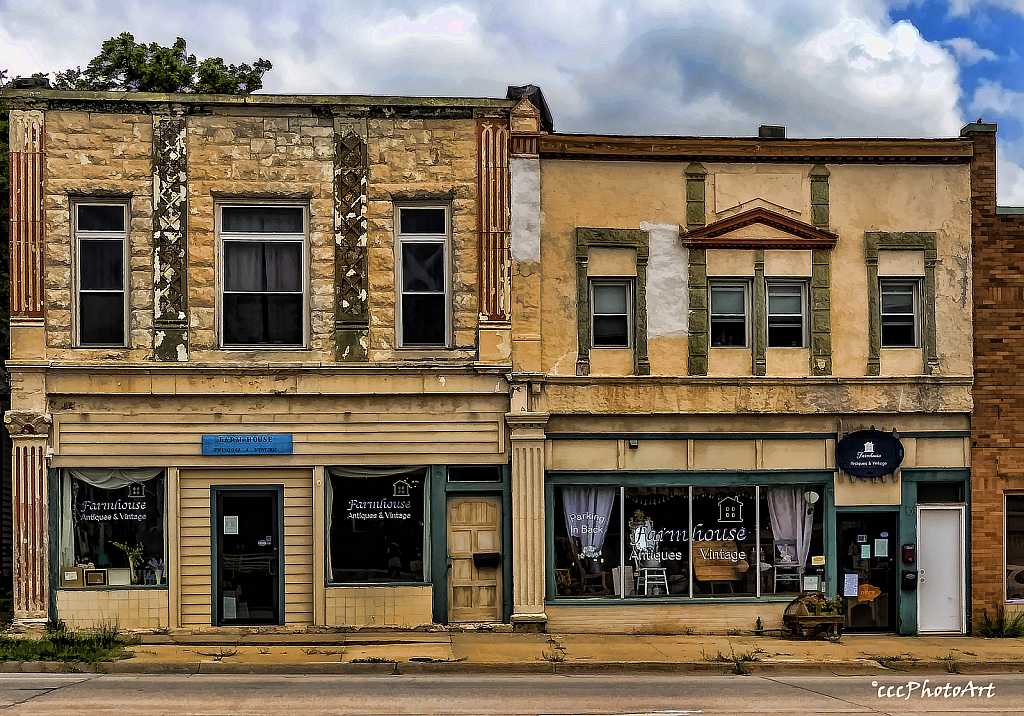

[719,495,743,523]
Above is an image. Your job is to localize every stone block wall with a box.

[35,105,485,364]
[364,117,480,360]
[967,124,1024,616]
[43,111,155,361]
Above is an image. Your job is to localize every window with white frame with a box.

[397,206,449,347]
[75,203,128,346]
[220,205,306,347]
[880,279,918,347]
[710,281,747,347]
[591,280,632,348]
[767,281,806,348]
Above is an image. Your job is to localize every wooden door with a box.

[448,497,501,622]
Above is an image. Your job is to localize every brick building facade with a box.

[965,122,1024,618]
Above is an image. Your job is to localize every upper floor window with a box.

[880,279,918,347]
[767,281,806,348]
[75,202,128,347]
[220,205,306,347]
[710,281,747,347]
[397,206,449,347]
[591,280,632,348]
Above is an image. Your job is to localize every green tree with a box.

[52,33,272,94]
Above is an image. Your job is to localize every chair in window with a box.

[772,539,803,592]
[570,536,611,595]
[692,540,749,594]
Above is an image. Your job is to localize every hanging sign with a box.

[202,434,293,455]
[835,429,904,478]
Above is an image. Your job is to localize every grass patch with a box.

[0,623,135,664]
[975,607,1024,638]
[702,646,760,674]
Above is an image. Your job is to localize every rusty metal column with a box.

[506,411,549,632]
[5,412,52,622]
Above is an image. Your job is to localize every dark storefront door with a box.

[214,489,282,625]
[837,513,898,631]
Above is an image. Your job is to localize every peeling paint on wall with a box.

[643,222,688,338]
[511,157,541,263]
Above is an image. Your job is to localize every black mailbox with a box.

[901,570,918,591]
[473,552,501,569]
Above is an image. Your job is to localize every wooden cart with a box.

[782,593,844,641]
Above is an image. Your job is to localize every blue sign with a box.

[202,434,293,456]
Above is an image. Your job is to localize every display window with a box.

[327,467,427,583]
[552,482,824,599]
[59,469,166,587]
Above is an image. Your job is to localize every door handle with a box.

[270,547,279,576]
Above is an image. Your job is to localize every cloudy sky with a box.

[3,0,1024,202]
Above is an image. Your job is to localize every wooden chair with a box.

[570,536,611,594]
[692,540,749,594]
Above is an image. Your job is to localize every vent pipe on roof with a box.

[758,125,786,139]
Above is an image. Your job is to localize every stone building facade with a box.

[4,87,522,629]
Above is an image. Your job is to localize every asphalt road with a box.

[0,673,1021,715]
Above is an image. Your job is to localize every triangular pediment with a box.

[683,207,837,250]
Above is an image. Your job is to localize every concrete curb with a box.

[4,658,1024,676]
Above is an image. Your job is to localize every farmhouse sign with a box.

[835,429,904,478]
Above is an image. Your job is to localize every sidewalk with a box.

[5,628,1024,675]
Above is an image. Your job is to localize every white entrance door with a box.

[917,506,966,633]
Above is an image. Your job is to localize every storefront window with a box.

[761,486,824,595]
[59,469,166,587]
[626,488,690,596]
[328,467,427,583]
[691,487,755,597]
[551,482,824,600]
[553,487,621,596]
[1006,495,1024,602]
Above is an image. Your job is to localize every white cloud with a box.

[942,37,998,64]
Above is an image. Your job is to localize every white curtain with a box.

[561,486,615,560]
[767,486,815,569]
[60,468,165,570]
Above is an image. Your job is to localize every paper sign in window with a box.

[224,516,239,535]
[844,573,859,597]
[874,539,889,557]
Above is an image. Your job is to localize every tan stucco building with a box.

[508,116,975,635]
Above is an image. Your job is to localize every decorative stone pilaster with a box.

[9,111,46,321]
[687,248,708,375]
[4,411,52,622]
[153,117,189,361]
[506,411,549,631]
[809,165,833,376]
[334,130,369,361]
[685,162,707,230]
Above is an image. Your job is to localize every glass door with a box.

[837,512,898,631]
[214,489,282,625]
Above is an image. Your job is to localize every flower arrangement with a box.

[809,593,844,614]
[112,541,144,579]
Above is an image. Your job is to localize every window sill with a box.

[58,585,168,591]
[326,581,429,588]
[548,594,797,605]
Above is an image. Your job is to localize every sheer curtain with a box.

[767,486,815,569]
[561,486,615,561]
